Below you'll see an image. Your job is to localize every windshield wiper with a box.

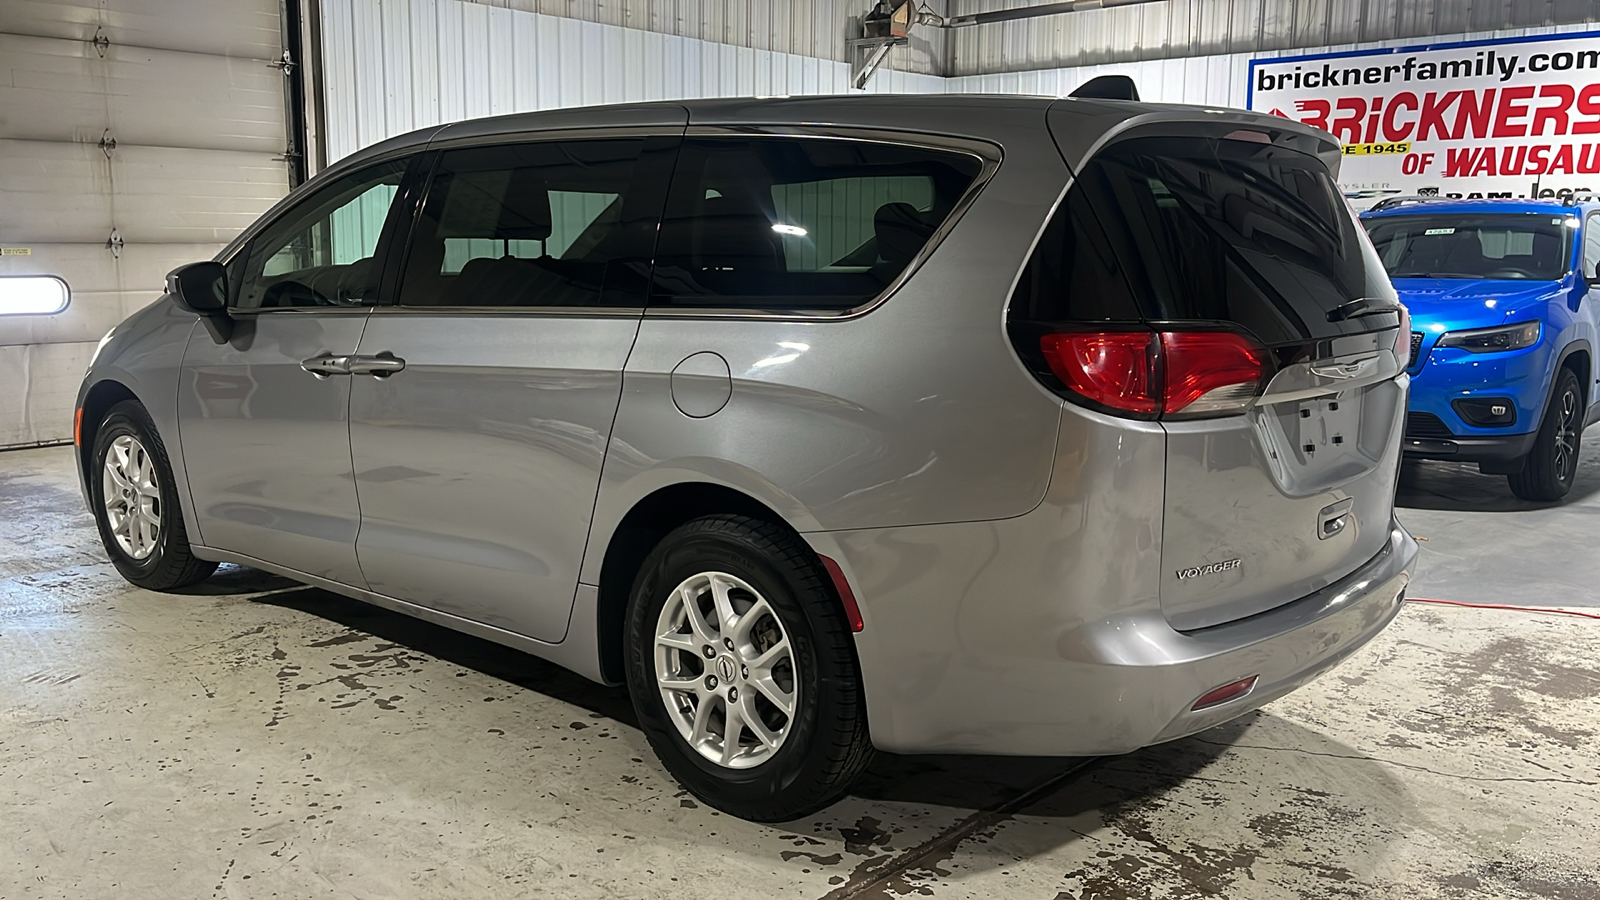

[1326,297,1400,323]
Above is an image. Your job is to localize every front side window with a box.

[236,159,409,309]
[397,139,650,308]
[1363,214,1570,282]
[649,137,983,311]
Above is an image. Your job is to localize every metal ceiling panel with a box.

[948,0,1600,76]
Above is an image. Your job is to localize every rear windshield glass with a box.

[1362,214,1571,281]
[1062,135,1395,345]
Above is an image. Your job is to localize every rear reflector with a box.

[1038,330,1266,418]
[1191,675,1259,711]
[818,554,865,633]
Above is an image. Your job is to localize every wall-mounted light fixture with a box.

[0,275,71,316]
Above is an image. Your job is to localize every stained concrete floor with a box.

[2,443,1598,900]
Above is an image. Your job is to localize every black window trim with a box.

[640,125,1002,322]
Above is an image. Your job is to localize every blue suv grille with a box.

[1408,331,1423,368]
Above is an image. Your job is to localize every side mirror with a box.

[166,261,232,342]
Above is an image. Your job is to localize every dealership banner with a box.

[1249,32,1600,201]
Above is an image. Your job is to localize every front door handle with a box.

[300,353,352,378]
[346,352,406,377]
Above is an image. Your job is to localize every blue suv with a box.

[1360,197,1600,500]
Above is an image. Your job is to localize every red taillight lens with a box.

[1037,330,1265,418]
[1393,304,1411,360]
[1160,331,1266,416]
[1039,332,1159,414]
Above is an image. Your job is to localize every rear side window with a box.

[398,138,658,308]
[649,137,983,311]
[1050,135,1395,345]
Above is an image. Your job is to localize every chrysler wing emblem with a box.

[1311,357,1377,381]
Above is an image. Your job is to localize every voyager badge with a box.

[1176,558,1242,580]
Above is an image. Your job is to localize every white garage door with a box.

[0,0,291,448]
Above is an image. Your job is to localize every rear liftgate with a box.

[1014,116,1409,631]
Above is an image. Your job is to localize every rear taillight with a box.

[1392,304,1411,361]
[1038,330,1266,419]
[1039,332,1159,415]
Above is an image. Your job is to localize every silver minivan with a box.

[75,95,1417,821]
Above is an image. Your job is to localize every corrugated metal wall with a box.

[320,0,948,164]
[0,0,290,448]
[457,0,951,74]
[948,0,1600,76]
[944,20,1600,107]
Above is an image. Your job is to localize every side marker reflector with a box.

[818,554,864,633]
[74,407,83,447]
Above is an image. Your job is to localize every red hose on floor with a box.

[1406,597,1600,620]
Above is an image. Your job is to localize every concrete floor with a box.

[2,444,1598,900]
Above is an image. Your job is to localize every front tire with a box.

[623,515,872,821]
[90,400,217,589]
[1507,366,1584,502]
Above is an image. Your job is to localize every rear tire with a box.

[1507,367,1583,502]
[90,400,217,590]
[623,515,872,822]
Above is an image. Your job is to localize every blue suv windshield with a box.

[1363,214,1570,281]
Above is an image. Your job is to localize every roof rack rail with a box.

[1365,195,1452,212]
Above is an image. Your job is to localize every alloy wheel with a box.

[102,434,162,560]
[1554,386,1579,482]
[653,571,798,769]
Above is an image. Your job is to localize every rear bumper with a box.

[818,519,1416,757]
[1140,523,1413,746]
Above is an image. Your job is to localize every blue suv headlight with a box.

[1435,320,1540,353]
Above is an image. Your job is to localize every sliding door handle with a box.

[300,353,352,378]
[346,352,406,377]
